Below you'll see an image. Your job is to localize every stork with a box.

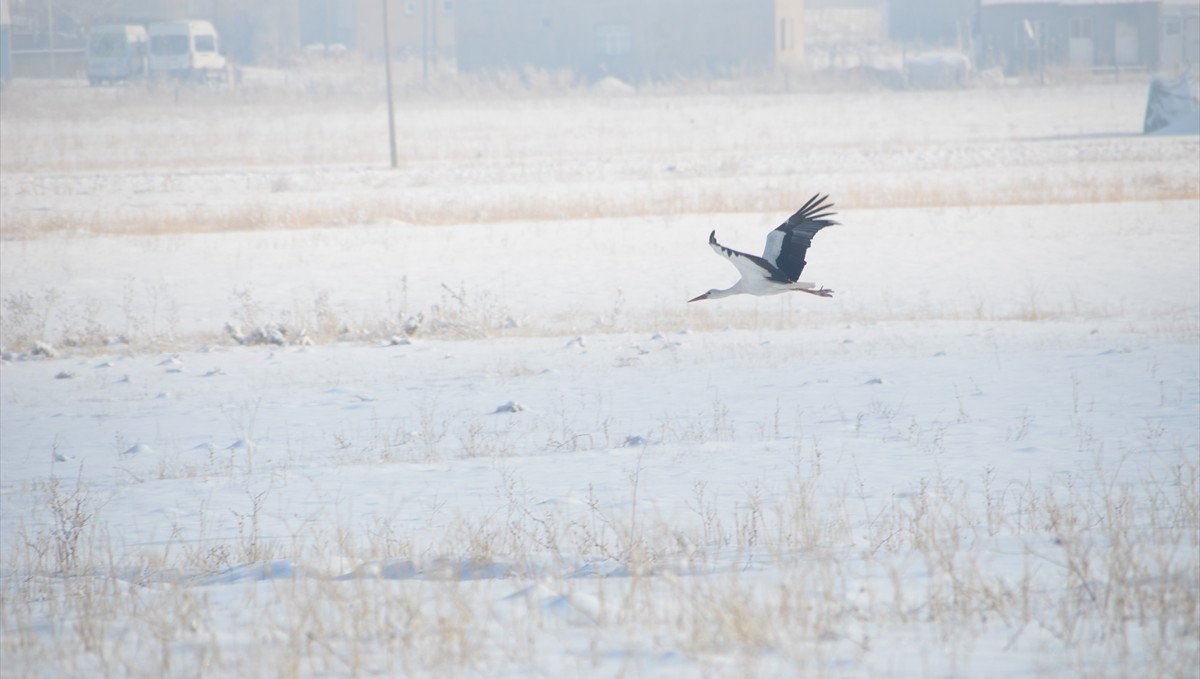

[689,194,838,303]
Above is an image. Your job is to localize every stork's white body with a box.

[690,194,838,303]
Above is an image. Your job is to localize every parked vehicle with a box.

[86,24,148,85]
[148,20,227,83]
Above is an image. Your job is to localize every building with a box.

[354,0,454,61]
[454,0,805,81]
[294,0,456,61]
[887,0,978,46]
[1159,0,1200,73]
[979,0,1197,74]
[1,0,11,81]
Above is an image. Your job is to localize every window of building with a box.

[1069,17,1092,39]
[596,24,632,56]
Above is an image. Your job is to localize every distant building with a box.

[1159,0,1200,73]
[291,0,458,61]
[454,0,806,81]
[1,0,11,81]
[979,0,1198,74]
[354,0,455,61]
[887,0,978,46]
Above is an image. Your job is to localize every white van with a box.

[148,20,228,83]
[87,24,148,85]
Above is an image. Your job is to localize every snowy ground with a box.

[1,76,1198,677]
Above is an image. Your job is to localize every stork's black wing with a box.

[762,194,839,282]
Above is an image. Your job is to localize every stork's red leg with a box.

[798,288,834,298]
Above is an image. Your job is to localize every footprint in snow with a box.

[493,401,526,414]
[123,443,154,456]
[226,439,255,453]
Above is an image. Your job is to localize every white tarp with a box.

[906,51,971,89]
[1144,75,1200,134]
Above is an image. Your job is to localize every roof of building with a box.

[981,0,1159,6]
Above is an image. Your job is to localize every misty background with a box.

[1,0,1197,89]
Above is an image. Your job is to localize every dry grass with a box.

[3,169,1196,241]
[5,275,1179,358]
[2,438,1196,677]
[2,74,1196,239]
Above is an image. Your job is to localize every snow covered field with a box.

[1,77,1198,677]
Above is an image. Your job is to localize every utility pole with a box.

[382,0,398,169]
[421,0,429,88]
[47,0,55,79]
[431,0,438,70]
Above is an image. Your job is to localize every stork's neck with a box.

[707,285,741,300]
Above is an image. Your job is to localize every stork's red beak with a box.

[688,293,708,303]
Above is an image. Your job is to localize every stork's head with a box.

[688,290,717,303]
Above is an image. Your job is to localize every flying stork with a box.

[689,193,838,303]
